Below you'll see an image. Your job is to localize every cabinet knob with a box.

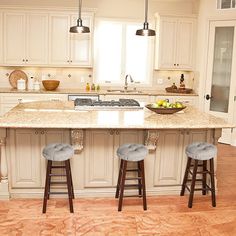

[174,64,176,66]
[22,59,25,62]
[177,64,179,66]
[26,59,28,62]
[67,60,70,63]
[70,60,72,63]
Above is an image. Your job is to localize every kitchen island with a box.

[0,101,233,199]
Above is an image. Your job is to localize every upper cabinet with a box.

[3,12,49,65]
[49,13,92,67]
[1,8,94,67]
[155,14,196,71]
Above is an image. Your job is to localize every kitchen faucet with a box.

[124,74,134,91]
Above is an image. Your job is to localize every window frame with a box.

[93,17,155,87]
[217,0,236,9]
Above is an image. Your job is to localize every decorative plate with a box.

[9,70,28,89]
[145,104,186,114]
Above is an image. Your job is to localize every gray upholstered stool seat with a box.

[117,144,148,162]
[42,143,74,161]
[185,142,217,161]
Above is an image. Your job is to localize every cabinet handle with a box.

[115,130,120,135]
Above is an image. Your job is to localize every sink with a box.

[107,89,142,94]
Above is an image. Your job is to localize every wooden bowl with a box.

[42,80,60,91]
[145,104,186,114]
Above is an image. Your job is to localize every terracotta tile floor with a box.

[0,144,236,235]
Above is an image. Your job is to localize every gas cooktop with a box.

[74,98,142,110]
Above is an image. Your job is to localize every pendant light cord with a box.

[78,0,82,19]
[144,0,148,24]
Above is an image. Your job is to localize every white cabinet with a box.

[155,14,196,71]
[49,13,92,67]
[9,128,70,188]
[3,12,49,65]
[154,129,210,186]
[0,12,3,63]
[0,93,68,116]
[84,129,144,187]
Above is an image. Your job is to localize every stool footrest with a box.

[124,194,143,198]
[50,181,67,185]
[51,166,66,169]
[126,169,139,172]
[49,191,68,195]
[124,184,141,188]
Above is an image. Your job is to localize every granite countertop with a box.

[0,87,198,96]
[0,101,232,129]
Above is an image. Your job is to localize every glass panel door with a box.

[210,27,234,113]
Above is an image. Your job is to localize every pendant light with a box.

[70,0,90,33]
[136,0,155,36]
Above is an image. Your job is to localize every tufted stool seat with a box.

[115,143,148,211]
[42,143,74,213]
[181,142,217,208]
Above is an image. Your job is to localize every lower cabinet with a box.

[84,129,144,187]
[9,128,70,188]
[154,129,211,186]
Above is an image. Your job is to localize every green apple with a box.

[151,103,159,108]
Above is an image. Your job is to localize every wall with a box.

[0,0,196,89]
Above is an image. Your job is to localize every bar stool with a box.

[115,143,148,211]
[42,143,74,213]
[180,142,217,208]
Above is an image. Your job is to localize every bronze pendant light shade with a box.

[70,0,90,33]
[136,0,156,36]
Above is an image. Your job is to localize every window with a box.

[93,19,155,85]
[217,0,235,9]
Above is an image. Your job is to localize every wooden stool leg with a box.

[118,160,127,211]
[188,160,198,208]
[65,160,74,213]
[140,160,147,210]
[43,160,52,213]
[202,160,207,195]
[68,160,74,199]
[47,161,52,200]
[180,157,192,196]
[115,159,124,198]
[209,158,216,207]
[137,161,142,197]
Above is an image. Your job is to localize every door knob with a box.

[205,94,212,100]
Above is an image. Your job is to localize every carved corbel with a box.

[71,129,84,154]
[145,130,159,150]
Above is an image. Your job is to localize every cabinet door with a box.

[154,130,184,186]
[176,19,195,70]
[3,12,26,64]
[0,12,3,64]
[26,13,49,65]
[155,17,177,69]
[49,15,70,65]
[84,130,114,187]
[70,15,92,66]
[9,129,41,188]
